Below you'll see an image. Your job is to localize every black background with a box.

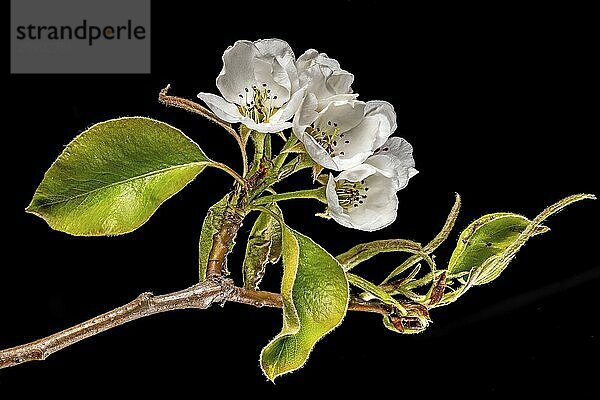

[2,1,598,396]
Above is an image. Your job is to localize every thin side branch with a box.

[0,278,389,370]
[159,84,248,176]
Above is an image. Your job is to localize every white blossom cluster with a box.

[198,39,417,231]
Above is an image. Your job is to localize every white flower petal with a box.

[317,93,359,110]
[348,174,399,231]
[330,115,381,170]
[315,100,365,133]
[336,163,379,182]
[240,118,293,133]
[366,100,397,132]
[326,173,350,225]
[270,87,306,123]
[255,39,298,92]
[301,133,338,170]
[328,70,354,96]
[372,137,417,189]
[293,92,319,137]
[254,38,294,60]
[252,56,290,108]
[297,49,353,100]
[327,166,399,231]
[216,41,260,105]
[296,49,320,73]
[197,92,243,123]
[366,101,397,148]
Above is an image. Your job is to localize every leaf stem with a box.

[252,187,327,206]
[159,84,249,176]
[208,162,246,186]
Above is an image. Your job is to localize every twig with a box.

[0,278,390,370]
[159,84,249,176]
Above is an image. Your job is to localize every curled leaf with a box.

[199,195,229,281]
[260,227,349,382]
[242,204,283,289]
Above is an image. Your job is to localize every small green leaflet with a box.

[260,227,349,382]
[27,117,211,236]
[242,203,283,289]
[447,213,546,282]
[447,194,595,287]
[198,195,230,281]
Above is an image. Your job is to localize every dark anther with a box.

[383,147,389,151]
[245,87,249,92]
[328,121,332,125]
[273,95,278,99]
[333,141,337,146]
[262,83,267,86]
[345,140,350,144]
[334,122,338,127]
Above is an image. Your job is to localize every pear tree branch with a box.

[0,277,391,370]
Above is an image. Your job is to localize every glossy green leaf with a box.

[260,228,349,382]
[242,203,283,289]
[27,117,210,236]
[447,194,595,287]
[198,195,229,281]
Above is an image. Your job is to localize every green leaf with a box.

[448,213,540,277]
[448,194,595,286]
[199,195,229,281]
[27,117,210,236]
[260,228,349,382]
[242,203,283,289]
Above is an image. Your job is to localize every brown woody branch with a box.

[0,277,390,370]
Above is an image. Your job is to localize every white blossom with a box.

[326,137,417,231]
[296,49,354,101]
[294,98,397,171]
[197,39,305,133]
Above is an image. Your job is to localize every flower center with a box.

[306,120,345,155]
[335,179,369,211]
[237,84,279,124]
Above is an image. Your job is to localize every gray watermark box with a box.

[11,0,151,74]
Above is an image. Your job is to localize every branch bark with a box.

[0,277,390,370]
